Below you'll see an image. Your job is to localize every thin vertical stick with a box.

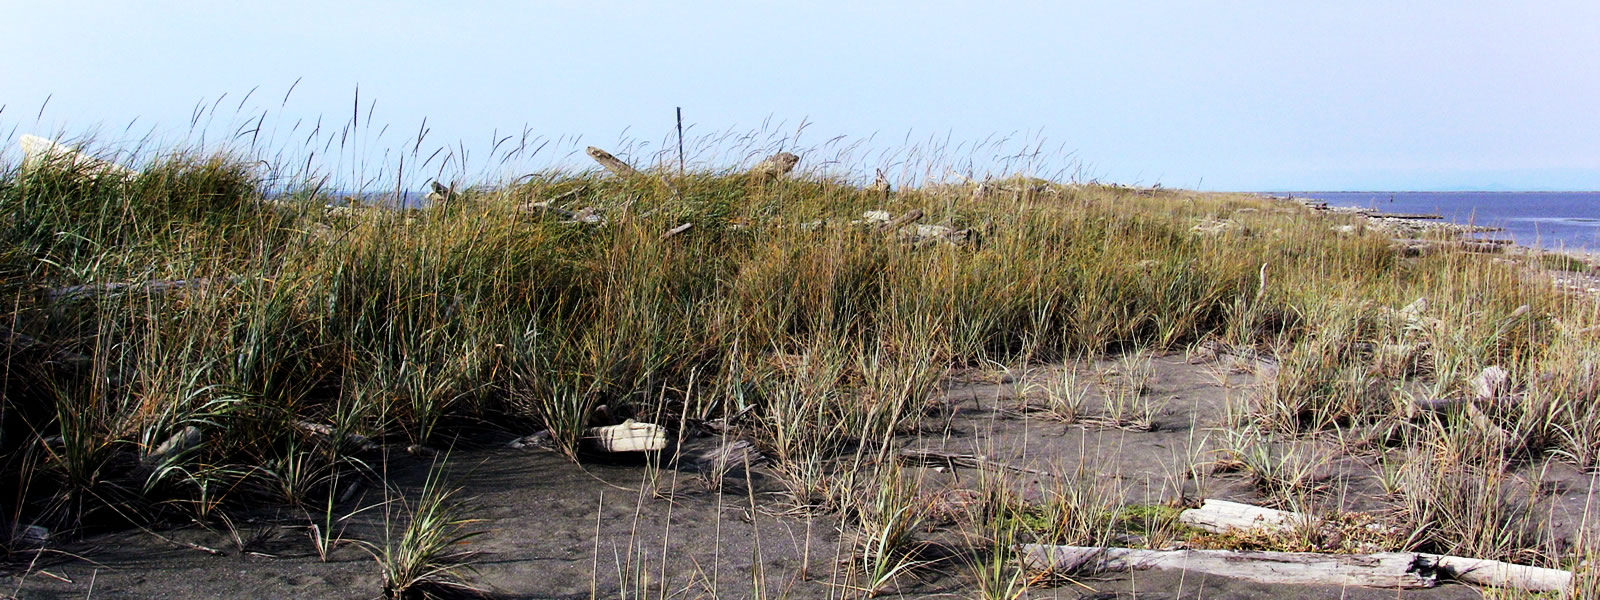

[676,107,686,175]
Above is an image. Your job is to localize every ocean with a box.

[1281,192,1600,251]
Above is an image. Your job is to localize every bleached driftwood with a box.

[899,223,970,246]
[1178,499,1306,534]
[295,421,378,452]
[1017,545,1435,589]
[424,181,455,205]
[517,202,605,225]
[584,419,667,453]
[143,426,204,467]
[875,208,924,233]
[1178,499,1574,592]
[748,152,799,180]
[660,222,693,240]
[1420,554,1573,593]
[19,134,139,179]
[897,448,1055,478]
[861,210,892,223]
[47,277,237,302]
[585,146,639,178]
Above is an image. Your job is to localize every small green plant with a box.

[1222,429,1329,505]
[369,461,483,599]
[963,522,1027,600]
[1041,367,1089,423]
[854,466,927,597]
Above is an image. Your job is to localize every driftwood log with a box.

[517,202,605,225]
[660,222,693,240]
[1177,499,1575,592]
[875,209,924,233]
[47,277,239,302]
[1178,499,1305,533]
[585,146,639,178]
[584,419,667,453]
[1017,545,1435,589]
[1420,554,1573,592]
[0,328,91,368]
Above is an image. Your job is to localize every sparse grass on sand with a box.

[2,131,1598,598]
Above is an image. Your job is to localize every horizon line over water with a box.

[1281,191,1600,251]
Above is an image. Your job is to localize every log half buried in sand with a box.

[585,146,639,178]
[583,419,667,453]
[1017,545,1435,589]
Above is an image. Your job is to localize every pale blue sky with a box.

[3,1,1597,191]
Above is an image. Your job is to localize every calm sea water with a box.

[1282,192,1600,250]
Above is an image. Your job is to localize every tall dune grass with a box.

[2,129,1598,594]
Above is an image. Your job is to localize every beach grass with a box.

[2,130,1599,596]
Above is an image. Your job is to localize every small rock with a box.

[509,430,554,450]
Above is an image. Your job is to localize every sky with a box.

[2,1,1597,191]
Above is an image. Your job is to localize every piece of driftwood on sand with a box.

[1178,499,1306,533]
[1017,544,1435,589]
[659,222,693,240]
[19,134,139,179]
[47,277,240,302]
[875,208,924,233]
[584,419,667,453]
[1177,499,1574,592]
[585,146,639,178]
[748,152,799,180]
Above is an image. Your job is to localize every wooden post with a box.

[675,107,686,175]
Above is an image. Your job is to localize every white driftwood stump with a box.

[1018,545,1435,589]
